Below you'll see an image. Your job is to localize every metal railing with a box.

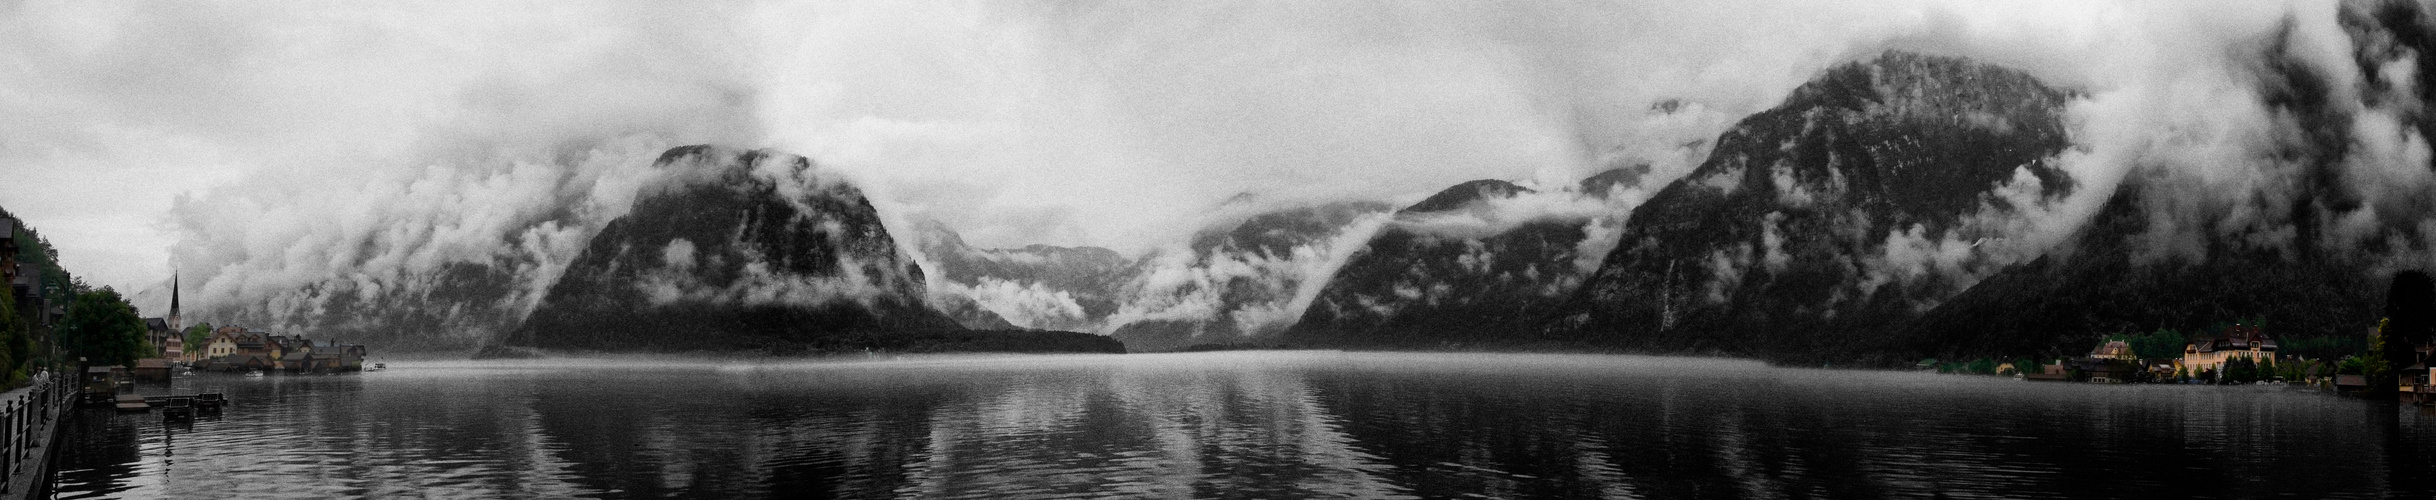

[0,369,70,492]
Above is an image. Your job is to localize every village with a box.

[8,213,374,425]
[75,275,377,418]
[1930,320,2436,405]
[108,268,375,382]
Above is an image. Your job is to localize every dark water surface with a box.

[47,352,2436,498]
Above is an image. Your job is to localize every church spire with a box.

[170,270,180,329]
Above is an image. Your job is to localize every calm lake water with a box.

[46,351,2436,499]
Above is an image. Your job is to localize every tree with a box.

[57,288,145,368]
[184,322,212,352]
[0,286,24,384]
[2366,319,2395,395]
[1966,357,1997,375]
[2124,328,2189,360]
[2226,357,2259,384]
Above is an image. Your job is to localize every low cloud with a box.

[16,0,2436,342]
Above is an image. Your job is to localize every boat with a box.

[245,370,264,377]
[163,396,195,420]
[80,366,125,407]
[367,363,386,372]
[195,392,226,411]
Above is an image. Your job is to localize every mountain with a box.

[910,220,1132,332]
[1104,201,1394,351]
[502,145,1119,354]
[1887,183,2381,364]
[1286,176,1631,348]
[1543,51,2077,362]
[916,201,1394,352]
[1884,5,2436,363]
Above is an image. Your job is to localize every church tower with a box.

[169,271,180,330]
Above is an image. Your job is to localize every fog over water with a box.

[53,352,2436,499]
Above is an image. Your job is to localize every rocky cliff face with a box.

[1545,51,2077,361]
[509,146,962,352]
[1286,176,1632,348]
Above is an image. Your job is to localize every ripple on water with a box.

[45,353,2436,499]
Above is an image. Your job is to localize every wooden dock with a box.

[111,393,147,413]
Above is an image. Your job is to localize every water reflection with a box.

[50,352,2436,499]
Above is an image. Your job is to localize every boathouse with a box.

[131,358,171,382]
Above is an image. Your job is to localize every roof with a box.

[281,352,309,361]
[134,358,170,369]
[144,318,170,332]
[2091,340,2134,358]
[2191,325,2277,353]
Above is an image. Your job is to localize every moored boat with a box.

[196,392,225,411]
[163,396,195,420]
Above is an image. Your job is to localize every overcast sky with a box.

[0,1,2334,315]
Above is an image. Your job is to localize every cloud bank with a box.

[10,0,2436,346]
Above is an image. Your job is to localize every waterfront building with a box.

[2181,324,2276,375]
[2089,340,2136,361]
[132,358,171,381]
[202,330,240,359]
[276,352,308,372]
[142,318,172,355]
[197,327,372,373]
[1,216,16,288]
[208,354,267,373]
[2068,340,2145,383]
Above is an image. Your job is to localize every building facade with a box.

[2182,324,2277,374]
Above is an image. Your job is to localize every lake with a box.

[47,351,2436,498]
